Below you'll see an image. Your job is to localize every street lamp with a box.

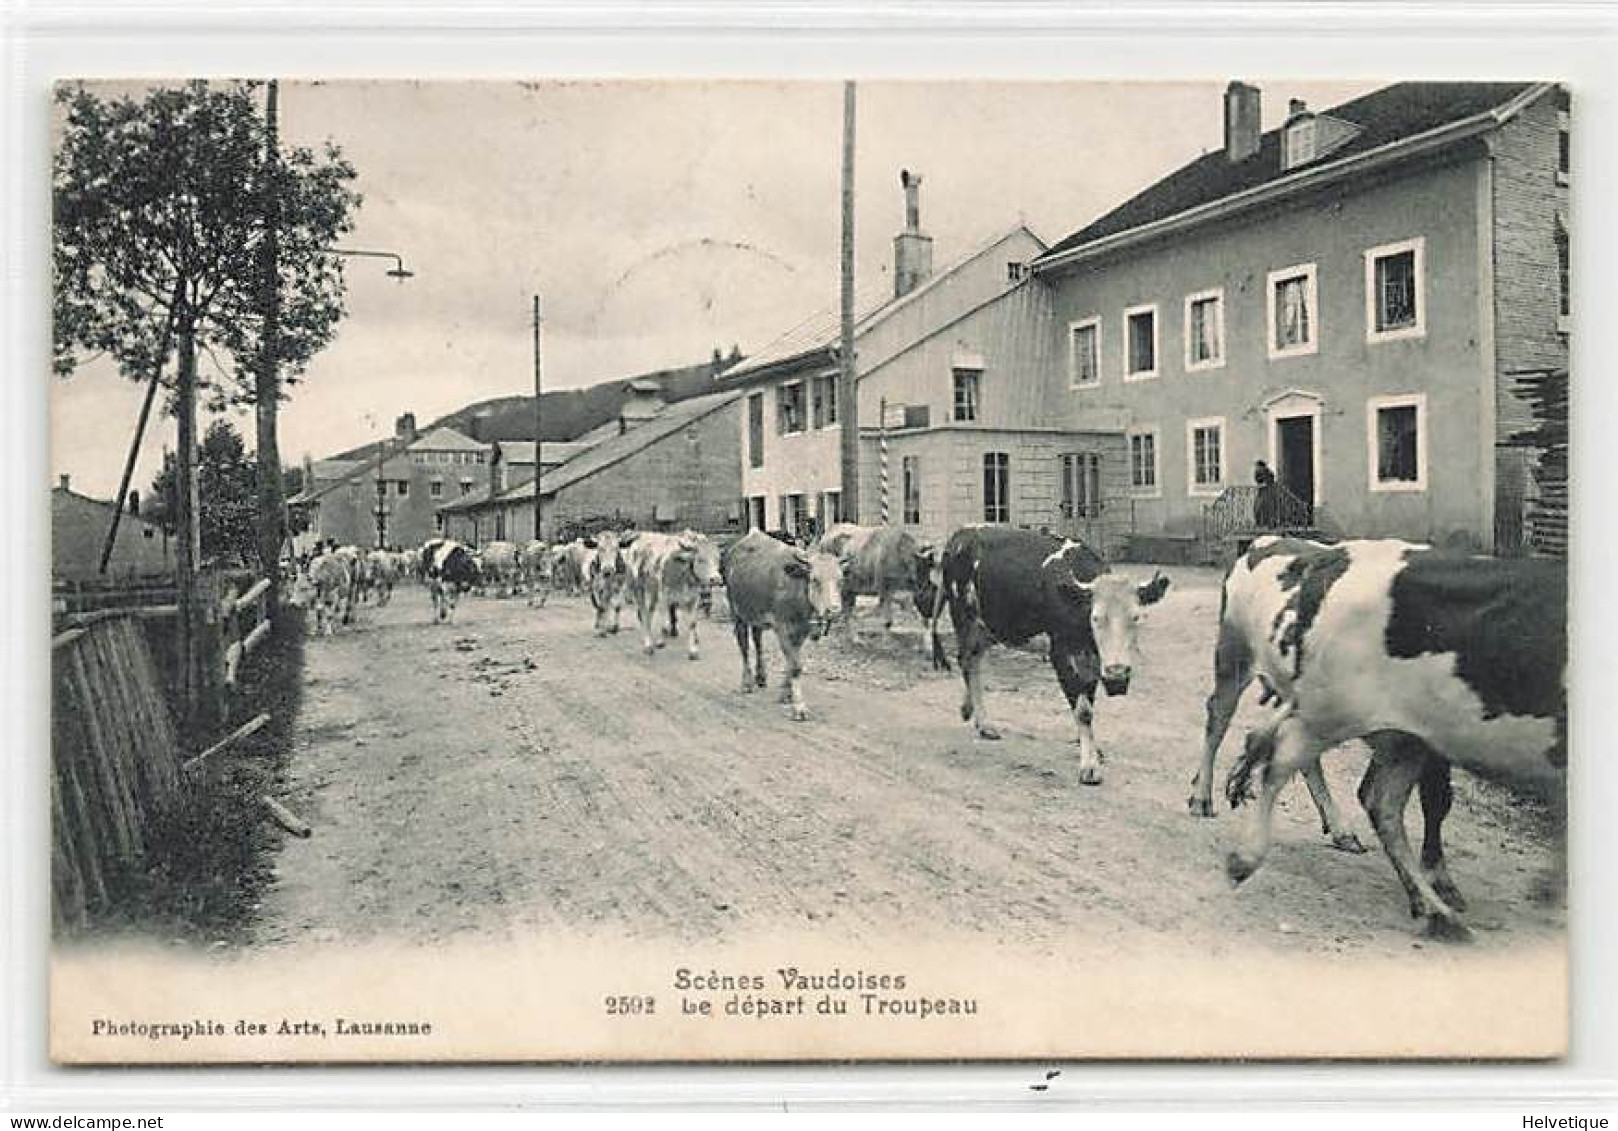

[327,246,415,281]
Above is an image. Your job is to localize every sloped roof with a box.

[489,388,743,506]
[408,425,488,452]
[495,440,596,466]
[1040,82,1541,262]
[311,458,365,482]
[724,224,1044,381]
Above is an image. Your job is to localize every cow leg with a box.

[733,621,754,692]
[1300,763,1368,853]
[1226,711,1319,884]
[1191,621,1249,817]
[667,604,679,639]
[960,638,997,739]
[751,626,768,689]
[681,601,701,661]
[840,587,858,639]
[778,631,810,721]
[1357,740,1471,941]
[878,588,896,632]
[1051,646,1103,785]
[636,587,658,655]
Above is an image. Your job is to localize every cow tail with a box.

[1225,709,1286,809]
[928,585,951,673]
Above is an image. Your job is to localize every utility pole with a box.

[838,80,859,523]
[254,78,287,598]
[532,294,544,541]
[176,317,200,726]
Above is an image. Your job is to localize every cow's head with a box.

[673,533,724,587]
[911,544,945,620]
[1067,570,1170,696]
[787,551,843,638]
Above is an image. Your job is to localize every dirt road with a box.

[255,569,1564,959]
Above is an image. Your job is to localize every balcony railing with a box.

[1204,483,1315,542]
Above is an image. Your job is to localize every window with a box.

[460,479,474,496]
[397,480,409,497]
[779,492,809,538]
[902,455,921,524]
[1558,108,1570,184]
[952,368,981,422]
[1556,218,1570,331]
[1184,289,1225,371]
[1068,317,1101,388]
[747,392,765,468]
[1367,394,1428,492]
[1267,263,1318,358]
[982,452,1010,523]
[1364,238,1425,342]
[811,374,839,429]
[747,495,767,531]
[777,382,806,435]
[1123,304,1158,380]
[819,490,842,528]
[1059,453,1101,520]
[430,479,444,499]
[1128,428,1159,496]
[1187,417,1227,497]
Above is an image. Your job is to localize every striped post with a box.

[879,397,890,525]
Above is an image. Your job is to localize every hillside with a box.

[329,353,741,462]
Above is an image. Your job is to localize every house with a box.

[1032,80,1570,555]
[288,415,491,551]
[445,386,745,544]
[52,475,173,582]
[723,172,1052,544]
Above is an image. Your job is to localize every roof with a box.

[491,439,597,467]
[52,484,166,531]
[1039,82,1542,263]
[408,425,488,452]
[311,458,365,482]
[724,224,1044,381]
[438,485,497,514]
[487,388,744,507]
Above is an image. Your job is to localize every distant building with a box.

[288,414,491,551]
[443,387,744,544]
[52,475,173,582]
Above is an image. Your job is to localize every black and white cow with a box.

[935,527,1169,785]
[423,538,481,623]
[1192,535,1458,859]
[1222,538,1567,941]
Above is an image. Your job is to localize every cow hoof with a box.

[1422,915,1474,944]
[975,724,1002,741]
[1078,767,1103,786]
[790,706,810,722]
[740,681,754,694]
[1225,852,1258,885]
[1432,875,1468,912]
[687,652,700,662]
[1187,795,1215,818]
[655,638,667,650]
[1329,831,1369,855]
[643,643,656,656]
[959,701,973,722]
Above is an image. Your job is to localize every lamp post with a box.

[327,247,415,280]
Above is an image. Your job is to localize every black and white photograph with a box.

[47,77,1571,1062]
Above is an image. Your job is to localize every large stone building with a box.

[1031,80,1569,554]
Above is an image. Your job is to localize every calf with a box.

[623,531,723,659]
[936,527,1168,785]
[554,539,591,597]
[368,548,402,607]
[424,539,481,623]
[585,529,633,635]
[721,529,843,721]
[480,540,521,598]
[1222,539,1567,941]
[815,523,922,632]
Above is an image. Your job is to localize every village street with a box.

[254,570,1566,961]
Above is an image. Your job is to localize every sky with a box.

[50,78,1378,500]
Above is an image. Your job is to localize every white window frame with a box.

[1185,416,1228,498]
[1366,393,1429,493]
[1068,316,1102,389]
[778,380,807,436]
[1127,425,1161,499]
[1283,118,1317,169]
[1122,303,1159,382]
[1363,237,1427,344]
[1266,263,1319,359]
[1183,288,1226,373]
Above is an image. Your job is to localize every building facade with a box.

[52,476,174,582]
[1032,81,1569,553]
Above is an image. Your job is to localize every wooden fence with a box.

[50,567,280,929]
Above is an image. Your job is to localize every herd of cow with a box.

[290,521,1568,943]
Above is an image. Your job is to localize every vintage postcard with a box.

[48,78,1570,1063]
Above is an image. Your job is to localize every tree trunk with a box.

[254,79,286,601]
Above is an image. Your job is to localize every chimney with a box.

[1287,97,1309,120]
[893,169,935,299]
[127,489,140,516]
[1224,81,1262,163]
[57,473,70,492]
[395,412,417,443]
[619,379,666,432]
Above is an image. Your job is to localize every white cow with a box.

[623,531,723,659]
